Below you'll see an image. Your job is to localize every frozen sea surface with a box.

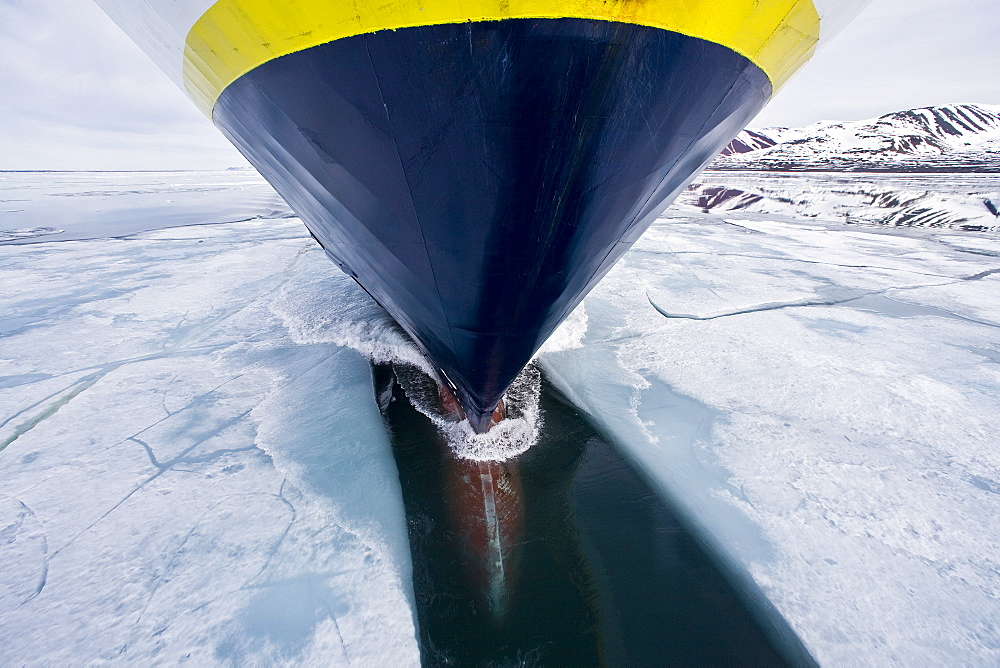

[0,170,292,243]
[2,171,999,664]
[542,176,1000,665]
[1,173,418,664]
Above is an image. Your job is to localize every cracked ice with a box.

[2,170,999,665]
[0,172,418,665]
[540,195,1000,666]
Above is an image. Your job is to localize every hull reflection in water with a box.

[444,455,524,621]
[376,364,816,666]
[378,363,526,622]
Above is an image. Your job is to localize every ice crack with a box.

[646,291,878,321]
[647,279,1000,331]
[1,496,49,606]
[0,346,230,454]
[962,267,1000,281]
[50,408,254,559]
[0,241,313,454]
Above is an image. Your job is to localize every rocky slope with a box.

[713,104,1000,172]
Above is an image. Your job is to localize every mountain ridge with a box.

[713,104,1000,172]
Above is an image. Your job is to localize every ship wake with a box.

[392,363,541,461]
[272,266,542,460]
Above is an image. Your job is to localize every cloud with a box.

[754,0,1000,127]
[0,0,247,170]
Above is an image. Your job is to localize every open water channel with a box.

[379,365,815,666]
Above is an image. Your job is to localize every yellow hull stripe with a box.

[184,0,820,117]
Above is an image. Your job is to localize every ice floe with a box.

[538,197,1000,665]
[0,173,417,664]
[2,170,999,665]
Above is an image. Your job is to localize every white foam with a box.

[536,303,588,354]
[270,265,435,377]
[394,364,542,462]
[271,258,542,461]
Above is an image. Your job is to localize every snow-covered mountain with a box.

[719,129,777,155]
[713,104,1000,171]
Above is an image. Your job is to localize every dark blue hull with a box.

[213,18,771,429]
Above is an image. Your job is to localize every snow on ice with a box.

[0,173,418,664]
[540,192,1000,665]
[2,170,999,664]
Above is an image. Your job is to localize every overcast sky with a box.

[1,0,997,170]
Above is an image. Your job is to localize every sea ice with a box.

[538,183,1000,665]
[2,171,998,665]
[0,170,292,243]
[0,173,418,665]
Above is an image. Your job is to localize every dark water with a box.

[377,365,813,667]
